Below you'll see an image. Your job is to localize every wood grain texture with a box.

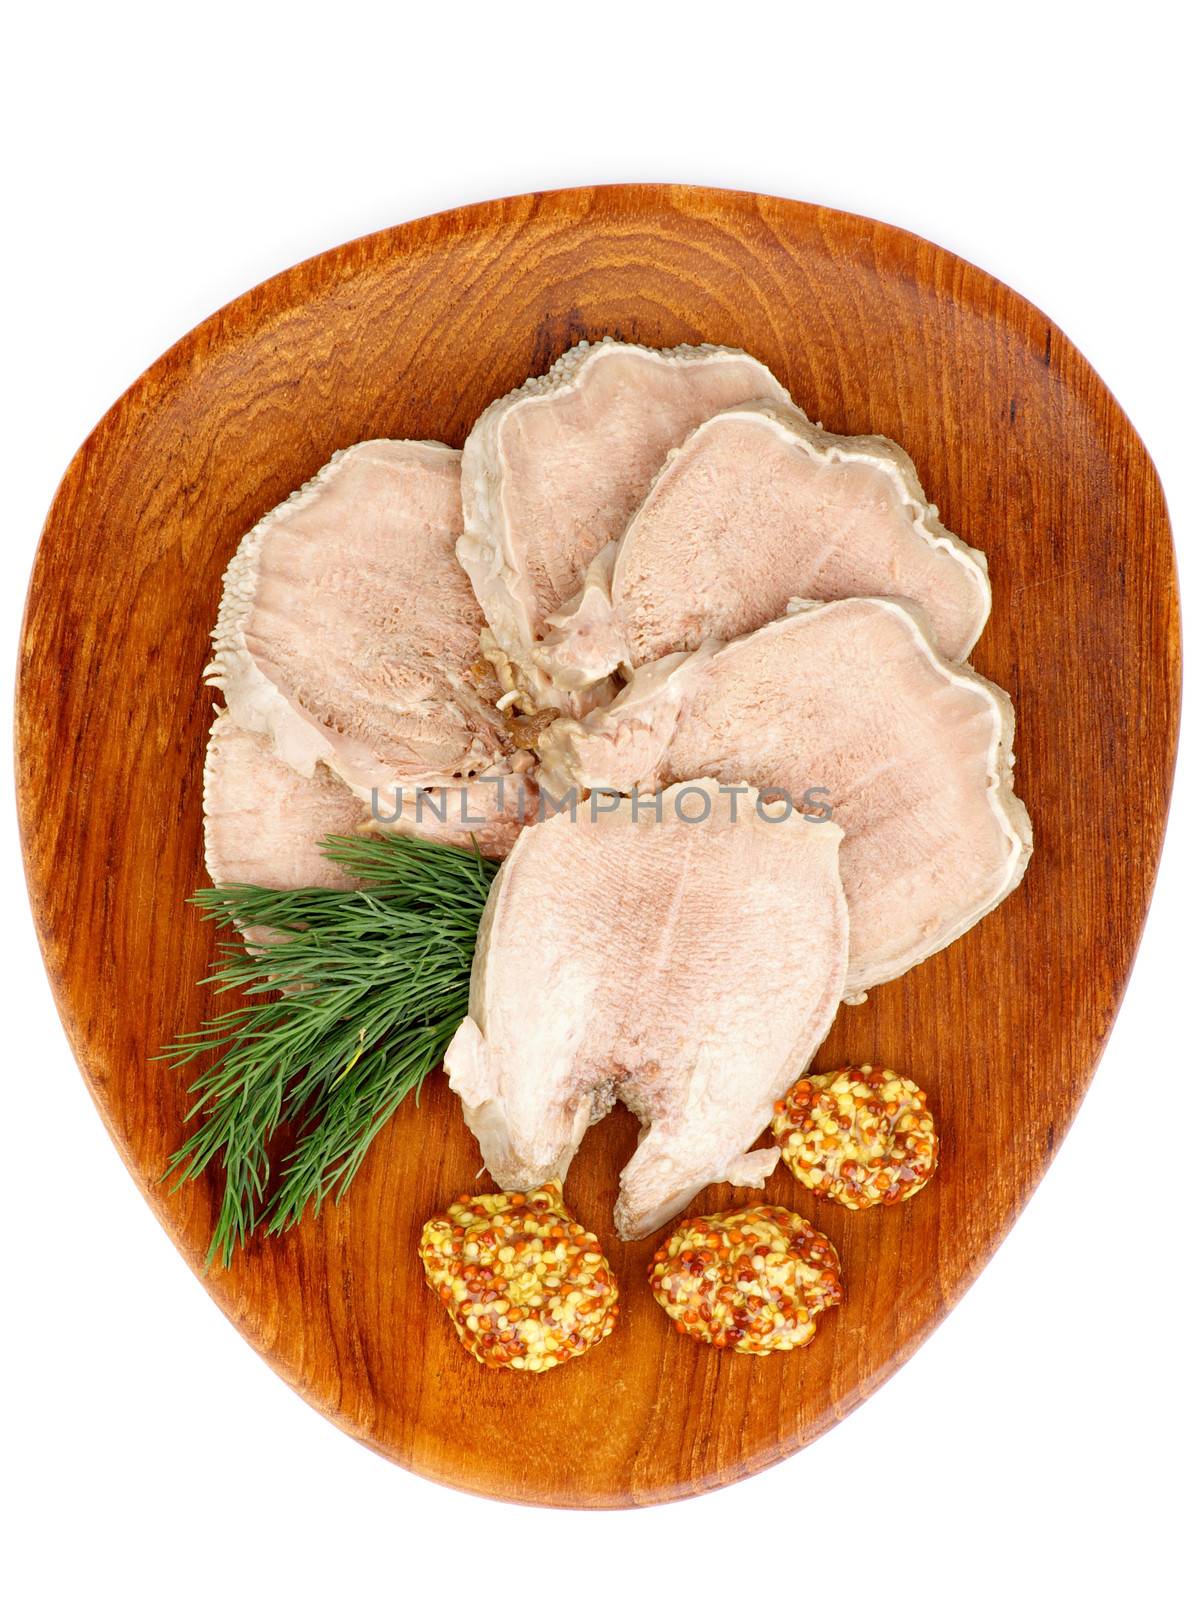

[16,185,1180,1507]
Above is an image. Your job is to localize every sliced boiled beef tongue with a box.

[208,439,513,792]
[205,437,533,860]
[535,399,990,696]
[202,714,368,947]
[538,596,1032,998]
[445,779,849,1240]
[457,339,791,712]
[203,713,367,893]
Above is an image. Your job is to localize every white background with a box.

[4,3,1191,1594]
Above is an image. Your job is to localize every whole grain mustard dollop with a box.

[772,1065,938,1209]
[419,1184,618,1371]
[648,1205,843,1353]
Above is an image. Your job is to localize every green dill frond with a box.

[159,832,496,1267]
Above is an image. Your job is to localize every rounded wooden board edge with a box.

[16,184,1182,1507]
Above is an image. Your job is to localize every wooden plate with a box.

[17,185,1179,1507]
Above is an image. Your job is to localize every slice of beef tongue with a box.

[534,399,990,698]
[206,437,532,859]
[538,596,1032,998]
[445,779,848,1241]
[208,439,511,792]
[203,713,367,893]
[458,339,791,712]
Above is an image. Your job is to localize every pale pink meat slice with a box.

[458,340,791,708]
[538,598,1032,997]
[202,714,367,954]
[203,718,531,961]
[445,780,848,1239]
[536,402,990,691]
[207,440,510,796]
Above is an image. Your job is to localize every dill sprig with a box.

[160,832,497,1268]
